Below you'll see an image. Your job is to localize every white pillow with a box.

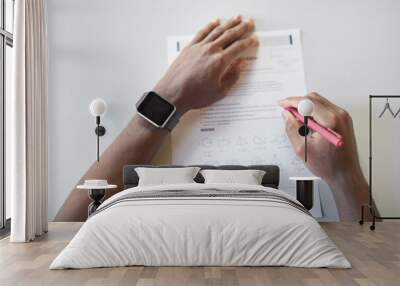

[135,167,201,186]
[200,169,266,185]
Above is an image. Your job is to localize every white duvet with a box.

[50,183,350,269]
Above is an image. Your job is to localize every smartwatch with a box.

[136,91,180,131]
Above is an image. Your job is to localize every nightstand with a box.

[77,184,117,216]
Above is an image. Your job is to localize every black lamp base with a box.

[95,125,106,136]
[298,125,310,136]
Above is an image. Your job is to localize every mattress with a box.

[50,183,350,269]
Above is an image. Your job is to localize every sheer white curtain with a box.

[9,0,48,242]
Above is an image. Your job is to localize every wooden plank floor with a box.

[0,222,399,286]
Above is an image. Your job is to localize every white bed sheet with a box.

[50,183,350,269]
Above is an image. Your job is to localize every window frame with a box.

[0,0,14,231]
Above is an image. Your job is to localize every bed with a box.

[50,165,350,269]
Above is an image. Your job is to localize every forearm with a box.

[54,16,257,222]
[327,170,370,221]
[54,115,168,222]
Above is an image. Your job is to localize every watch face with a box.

[137,92,175,126]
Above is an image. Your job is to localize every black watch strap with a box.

[164,111,180,132]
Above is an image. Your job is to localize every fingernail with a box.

[234,14,242,21]
[246,20,255,30]
[213,18,220,24]
[239,60,248,69]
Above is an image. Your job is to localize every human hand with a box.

[154,16,258,115]
[279,92,364,188]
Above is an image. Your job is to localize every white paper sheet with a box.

[167,30,322,217]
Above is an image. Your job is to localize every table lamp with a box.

[89,98,107,162]
[298,99,314,162]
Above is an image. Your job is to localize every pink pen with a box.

[286,107,344,148]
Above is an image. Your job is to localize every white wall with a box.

[47,0,400,220]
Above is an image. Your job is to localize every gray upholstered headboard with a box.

[123,165,280,189]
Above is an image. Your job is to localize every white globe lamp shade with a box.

[89,98,107,117]
[298,99,314,117]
